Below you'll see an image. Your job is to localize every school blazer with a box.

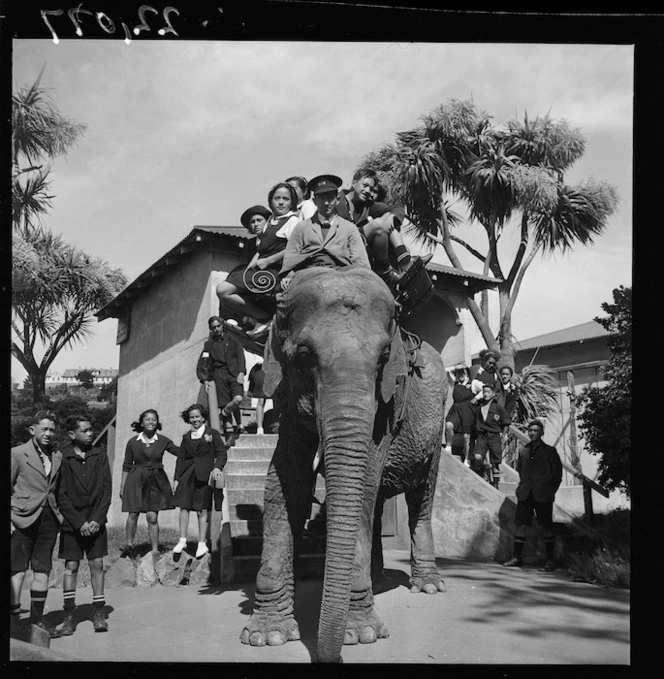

[175,427,228,483]
[515,441,563,503]
[11,439,63,529]
[197,335,246,381]
[57,444,112,533]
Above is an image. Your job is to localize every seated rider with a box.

[279,174,370,288]
[216,183,301,341]
[336,167,429,290]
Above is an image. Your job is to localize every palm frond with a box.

[531,181,618,252]
[505,112,586,172]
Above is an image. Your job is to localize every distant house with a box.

[96,224,500,530]
[47,367,118,386]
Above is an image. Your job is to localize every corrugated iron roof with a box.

[472,321,611,359]
[96,226,254,320]
[513,321,611,351]
[427,261,501,285]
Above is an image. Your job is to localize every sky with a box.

[11,39,633,384]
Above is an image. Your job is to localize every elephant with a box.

[239,265,447,663]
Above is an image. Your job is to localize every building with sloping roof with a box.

[96,224,500,530]
[473,320,628,513]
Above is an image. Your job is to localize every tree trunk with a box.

[31,368,47,406]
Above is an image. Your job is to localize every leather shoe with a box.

[539,560,556,572]
[503,557,523,568]
[92,608,108,632]
[59,609,77,636]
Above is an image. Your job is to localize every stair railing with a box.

[205,380,235,582]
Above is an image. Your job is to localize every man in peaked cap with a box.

[279,174,370,284]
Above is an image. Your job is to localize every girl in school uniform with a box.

[119,409,180,555]
[217,182,301,340]
[172,403,227,558]
[286,175,317,220]
[444,366,476,465]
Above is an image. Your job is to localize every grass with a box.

[566,508,630,589]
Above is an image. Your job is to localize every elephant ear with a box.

[262,324,283,398]
[380,325,408,404]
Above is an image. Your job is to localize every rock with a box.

[105,556,137,588]
[155,552,191,586]
[136,552,159,587]
[188,553,212,586]
[29,623,51,648]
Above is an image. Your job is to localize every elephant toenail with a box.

[267,630,286,645]
[359,626,378,644]
[249,632,267,646]
[344,629,359,645]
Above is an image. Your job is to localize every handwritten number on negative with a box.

[68,6,93,37]
[134,5,158,35]
[41,5,181,41]
[158,7,180,36]
[40,9,64,43]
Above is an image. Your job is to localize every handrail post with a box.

[582,481,595,527]
[206,381,234,584]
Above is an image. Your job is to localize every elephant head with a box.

[262,265,408,662]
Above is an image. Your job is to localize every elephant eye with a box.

[295,344,315,366]
[379,345,390,364]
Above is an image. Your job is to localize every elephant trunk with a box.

[315,380,377,663]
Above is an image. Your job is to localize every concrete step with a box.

[227,447,276,462]
[229,434,278,449]
[225,473,326,493]
[232,553,325,583]
[226,492,326,517]
[232,533,326,556]
[230,516,326,537]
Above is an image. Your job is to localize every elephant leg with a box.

[240,422,318,647]
[344,480,389,645]
[405,452,446,594]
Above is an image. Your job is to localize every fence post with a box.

[206,381,234,583]
[566,371,581,474]
[582,482,595,527]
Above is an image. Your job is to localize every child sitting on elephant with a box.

[279,174,371,289]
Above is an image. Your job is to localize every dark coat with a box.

[515,440,563,503]
[175,427,227,483]
[197,334,246,381]
[11,439,63,529]
[497,382,519,418]
[475,399,511,437]
[57,444,112,533]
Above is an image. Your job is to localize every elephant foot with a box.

[343,609,389,645]
[410,574,446,594]
[240,615,301,647]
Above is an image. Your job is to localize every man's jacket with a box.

[515,440,563,503]
[11,439,63,529]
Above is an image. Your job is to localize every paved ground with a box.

[10,550,630,665]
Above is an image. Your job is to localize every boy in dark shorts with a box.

[471,383,511,488]
[56,415,112,635]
